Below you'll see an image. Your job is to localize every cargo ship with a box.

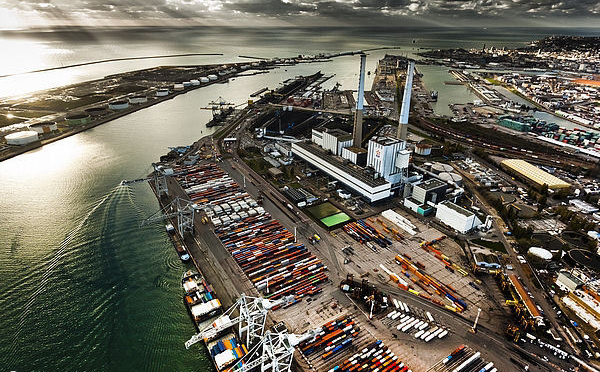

[166,223,190,261]
[182,270,222,330]
[206,332,247,371]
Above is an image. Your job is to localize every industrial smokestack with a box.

[397,60,415,141]
[353,54,367,147]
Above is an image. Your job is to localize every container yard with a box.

[173,162,329,301]
[334,214,490,320]
[380,298,451,345]
[426,346,496,372]
[298,315,413,372]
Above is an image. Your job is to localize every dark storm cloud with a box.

[223,0,314,15]
[1,0,598,26]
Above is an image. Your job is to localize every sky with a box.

[0,0,599,29]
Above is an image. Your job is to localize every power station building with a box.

[291,141,392,202]
[311,128,353,156]
[366,136,411,185]
[290,54,413,203]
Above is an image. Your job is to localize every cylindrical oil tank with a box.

[173,83,185,91]
[528,247,553,264]
[108,100,129,110]
[84,106,108,116]
[128,95,148,104]
[28,121,57,134]
[155,89,169,97]
[5,130,39,145]
[415,143,432,156]
[208,74,218,81]
[200,77,210,83]
[190,79,200,86]
[65,113,92,125]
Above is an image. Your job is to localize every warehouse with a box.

[435,200,482,234]
[500,159,571,190]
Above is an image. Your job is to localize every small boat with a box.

[166,224,190,261]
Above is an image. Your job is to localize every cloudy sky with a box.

[0,0,598,29]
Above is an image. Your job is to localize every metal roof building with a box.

[500,159,571,189]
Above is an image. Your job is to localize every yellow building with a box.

[500,159,571,190]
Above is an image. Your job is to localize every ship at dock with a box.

[166,223,190,261]
[182,270,223,330]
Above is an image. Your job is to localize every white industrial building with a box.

[556,271,583,292]
[291,142,391,202]
[366,136,410,185]
[311,128,353,156]
[569,199,599,214]
[341,146,368,166]
[435,200,482,234]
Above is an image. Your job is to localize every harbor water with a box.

[1,26,599,371]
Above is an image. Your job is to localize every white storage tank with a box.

[528,247,553,262]
[155,89,169,97]
[438,171,463,186]
[173,83,184,91]
[28,121,57,134]
[190,79,200,86]
[430,162,453,174]
[200,77,210,83]
[415,143,432,156]
[128,95,147,104]
[208,74,218,81]
[5,131,39,145]
[108,100,129,110]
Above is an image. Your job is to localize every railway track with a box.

[414,117,596,168]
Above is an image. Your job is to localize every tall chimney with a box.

[397,60,414,141]
[353,54,367,147]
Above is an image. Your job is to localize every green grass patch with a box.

[321,212,352,227]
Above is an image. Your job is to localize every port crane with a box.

[141,196,199,237]
[199,97,244,122]
[120,163,184,192]
[185,294,295,350]
[226,325,320,372]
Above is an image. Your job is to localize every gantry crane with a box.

[185,294,295,350]
[141,196,199,237]
[227,326,320,372]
